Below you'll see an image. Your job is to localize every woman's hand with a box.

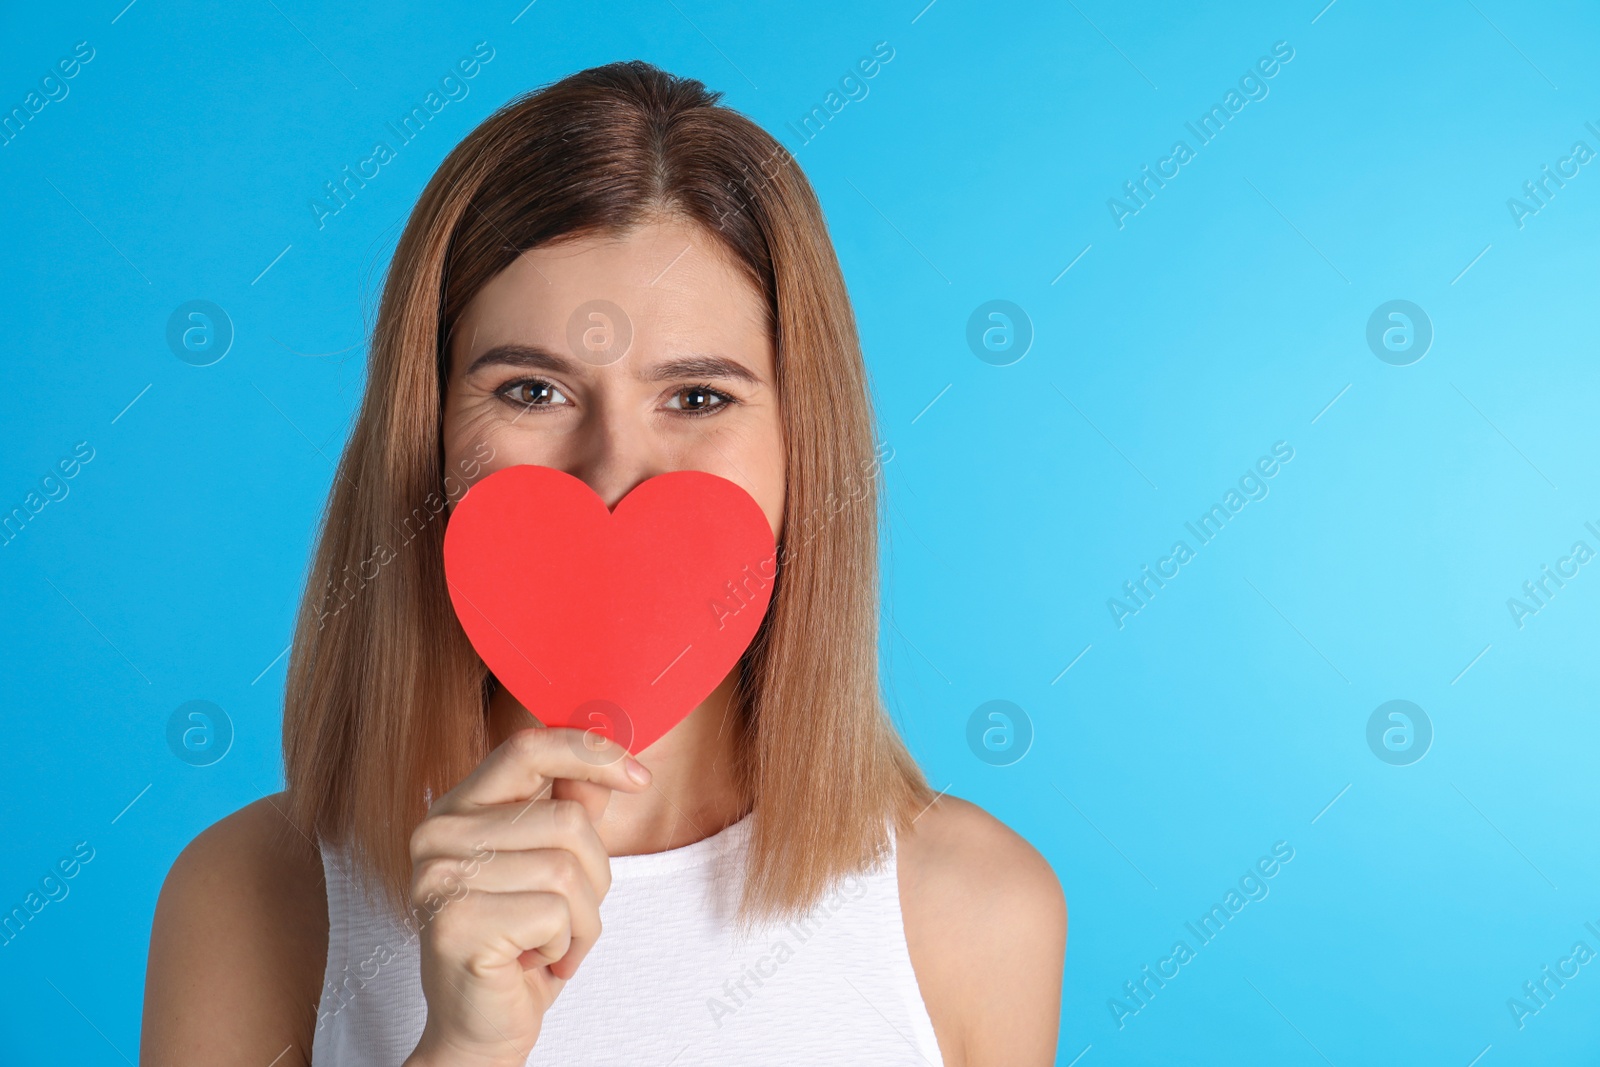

[402,726,652,1067]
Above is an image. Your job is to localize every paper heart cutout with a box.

[443,464,777,754]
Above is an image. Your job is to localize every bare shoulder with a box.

[898,796,1066,1067]
[142,792,329,1067]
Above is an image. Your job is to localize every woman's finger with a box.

[413,845,601,906]
[438,726,650,811]
[552,776,617,825]
[411,799,613,897]
[427,889,575,972]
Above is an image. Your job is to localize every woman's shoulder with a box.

[896,796,1066,1067]
[153,792,329,943]
[142,793,329,1065]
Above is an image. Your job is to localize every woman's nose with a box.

[562,416,662,510]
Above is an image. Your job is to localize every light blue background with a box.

[3,0,1598,1063]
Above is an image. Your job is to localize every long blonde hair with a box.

[283,60,929,920]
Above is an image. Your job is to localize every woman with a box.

[142,61,1065,1066]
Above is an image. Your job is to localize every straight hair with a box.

[282,60,929,921]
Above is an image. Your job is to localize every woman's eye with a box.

[667,386,732,414]
[499,379,568,408]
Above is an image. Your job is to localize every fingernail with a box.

[625,757,651,785]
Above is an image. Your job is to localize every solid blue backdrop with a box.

[3,0,1598,1063]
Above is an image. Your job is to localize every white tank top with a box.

[312,814,945,1065]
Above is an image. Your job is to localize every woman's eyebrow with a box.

[644,355,762,385]
[464,343,576,377]
[464,344,763,386]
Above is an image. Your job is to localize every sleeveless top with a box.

[311,815,945,1066]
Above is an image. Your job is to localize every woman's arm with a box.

[899,796,1068,1067]
[141,793,328,1067]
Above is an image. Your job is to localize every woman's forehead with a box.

[481,216,752,299]
[452,220,773,377]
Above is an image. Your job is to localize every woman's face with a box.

[442,215,785,539]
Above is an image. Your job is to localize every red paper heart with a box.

[442,464,777,754]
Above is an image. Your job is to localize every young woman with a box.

[142,61,1065,1066]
